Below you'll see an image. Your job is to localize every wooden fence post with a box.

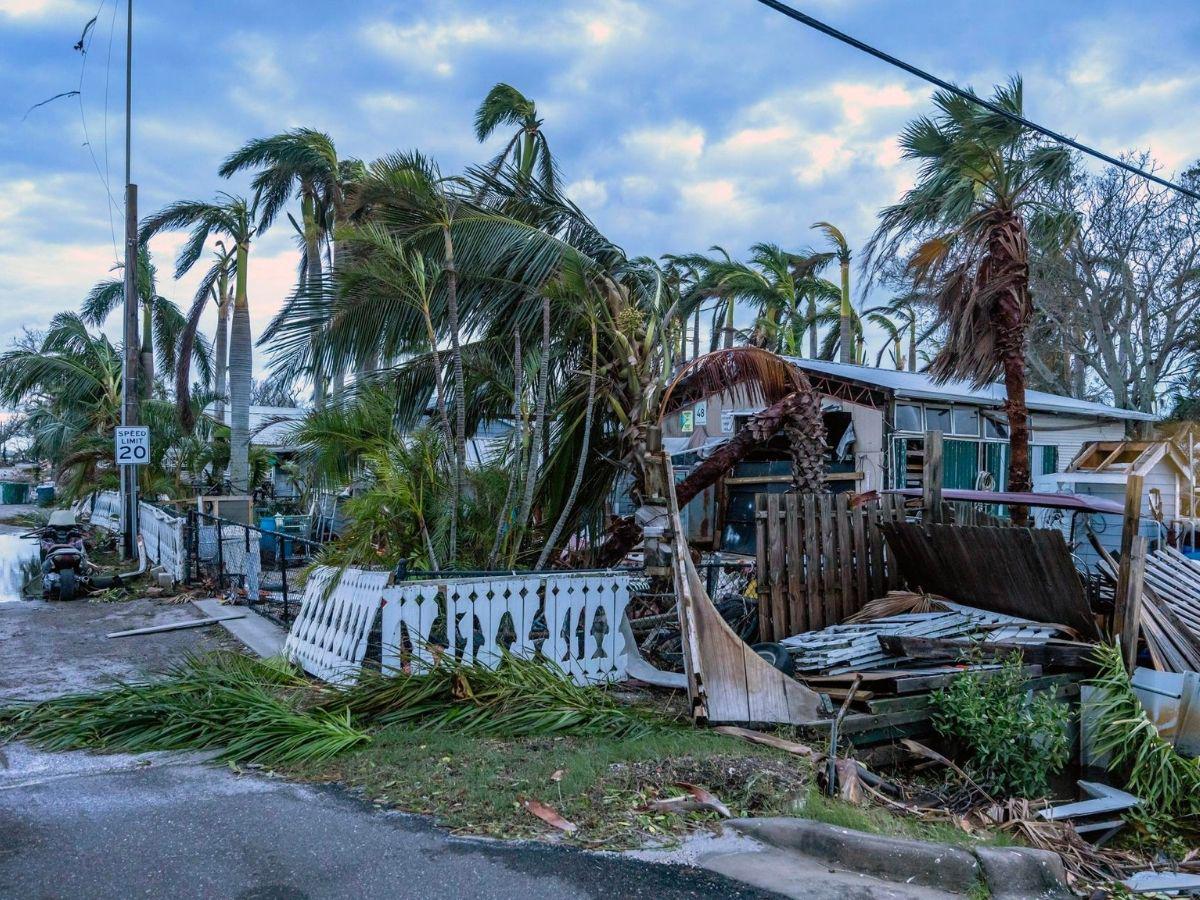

[923,430,944,524]
[1119,535,1149,673]
[1113,474,1145,642]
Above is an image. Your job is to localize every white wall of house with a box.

[1029,414,1127,471]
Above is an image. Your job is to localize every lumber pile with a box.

[1097,547,1200,673]
[782,597,1092,746]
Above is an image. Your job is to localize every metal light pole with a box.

[120,0,139,559]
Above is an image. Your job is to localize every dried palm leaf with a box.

[843,590,951,623]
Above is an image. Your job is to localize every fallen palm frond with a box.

[330,651,660,740]
[0,652,367,766]
[844,591,951,623]
[1088,641,1200,821]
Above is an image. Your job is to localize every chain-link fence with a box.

[186,510,323,626]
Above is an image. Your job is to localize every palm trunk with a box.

[443,225,466,566]
[227,241,253,519]
[722,294,735,349]
[838,258,853,364]
[303,193,327,411]
[489,329,524,567]
[140,302,154,399]
[512,293,550,563]
[213,274,230,423]
[806,295,818,358]
[597,387,825,565]
[536,323,597,569]
[908,319,917,371]
[992,218,1032,526]
[893,334,902,370]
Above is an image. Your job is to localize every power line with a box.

[752,0,1200,202]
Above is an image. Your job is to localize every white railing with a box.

[283,568,633,687]
[381,571,632,685]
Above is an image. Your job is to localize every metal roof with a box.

[784,358,1157,422]
[204,405,307,450]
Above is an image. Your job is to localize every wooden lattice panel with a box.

[284,566,389,684]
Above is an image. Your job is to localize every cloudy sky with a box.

[2,0,1198,374]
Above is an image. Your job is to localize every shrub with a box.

[930,653,1071,797]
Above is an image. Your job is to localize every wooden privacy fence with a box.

[755,492,908,642]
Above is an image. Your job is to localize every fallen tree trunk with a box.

[596,388,822,566]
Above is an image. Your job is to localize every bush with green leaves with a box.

[930,653,1071,797]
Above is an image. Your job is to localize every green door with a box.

[984,443,1008,491]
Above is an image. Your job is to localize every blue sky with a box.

[2,0,1198,372]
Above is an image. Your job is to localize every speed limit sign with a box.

[115,426,150,466]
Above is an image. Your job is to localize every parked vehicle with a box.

[37,510,87,601]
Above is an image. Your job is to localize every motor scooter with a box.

[38,509,88,601]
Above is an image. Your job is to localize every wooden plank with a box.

[835,492,853,622]
[878,635,1097,669]
[866,502,885,601]
[923,430,944,524]
[785,492,804,637]
[881,522,1097,637]
[767,492,787,642]
[755,493,771,642]
[852,502,868,613]
[1113,474,1145,639]
[1120,535,1149,672]
[803,493,821,630]
[819,493,837,629]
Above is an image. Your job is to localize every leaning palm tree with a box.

[219,129,356,402]
[140,194,259,512]
[81,245,209,398]
[474,83,555,190]
[864,76,1074,523]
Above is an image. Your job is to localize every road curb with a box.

[727,818,1070,898]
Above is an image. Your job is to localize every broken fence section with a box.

[281,567,634,687]
[284,566,389,685]
[755,492,908,642]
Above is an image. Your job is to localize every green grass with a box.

[294,725,813,847]
[796,788,1014,849]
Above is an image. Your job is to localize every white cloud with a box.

[359,17,502,75]
[565,177,608,208]
[0,0,86,19]
[621,121,705,166]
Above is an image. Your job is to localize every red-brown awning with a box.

[886,488,1125,516]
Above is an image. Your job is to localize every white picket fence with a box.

[282,567,633,687]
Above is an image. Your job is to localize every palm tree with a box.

[140,194,259,513]
[864,76,1074,523]
[474,83,555,190]
[810,222,855,364]
[219,129,355,403]
[81,245,210,398]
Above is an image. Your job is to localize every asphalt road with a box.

[0,744,777,900]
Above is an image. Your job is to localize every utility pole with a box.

[120,0,139,559]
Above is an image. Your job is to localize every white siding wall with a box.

[1030,414,1127,471]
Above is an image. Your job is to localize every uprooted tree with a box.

[598,349,826,566]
